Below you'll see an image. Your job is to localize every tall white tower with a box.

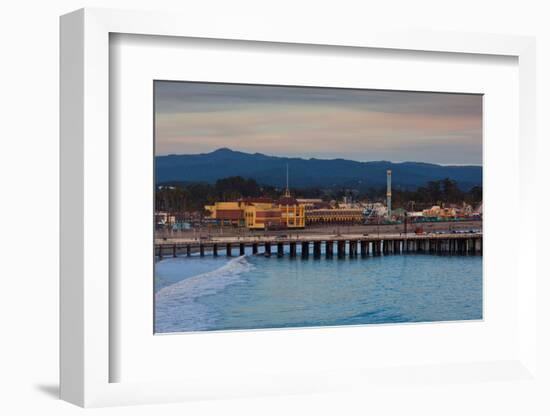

[386,169,392,218]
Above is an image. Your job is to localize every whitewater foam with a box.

[155,255,254,332]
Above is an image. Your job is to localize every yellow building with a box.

[278,195,306,229]
[305,208,364,225]
[244,201,283,230]
[204,201,247,227]
[205,196,305,230]
[295,198,324,209]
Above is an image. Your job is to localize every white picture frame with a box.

[60,8,538,407]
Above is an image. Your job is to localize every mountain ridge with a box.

[156,148,482,191]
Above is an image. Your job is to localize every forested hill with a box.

[156,148,482,191]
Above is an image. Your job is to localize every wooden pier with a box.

[155,232,482,259]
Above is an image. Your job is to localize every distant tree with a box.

[215,176,261,200]
[465,185,482,205]
[441,178,462,204]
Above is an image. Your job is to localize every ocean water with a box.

[154,247,482,333]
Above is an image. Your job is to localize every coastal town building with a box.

[205,195,305,230]
[278,195,306,229]
[305,208,364,225]
[422,205,457,219]
[244,200,284,229]
[295,198,325,209]
[204,167,308,230]
[203,201,248,227]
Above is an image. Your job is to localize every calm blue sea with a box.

[154,246,482,333]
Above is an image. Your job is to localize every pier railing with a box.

[155,232,482,259]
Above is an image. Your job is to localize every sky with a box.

[154,81,482,166]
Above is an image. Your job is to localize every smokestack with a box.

[386,169,392,218]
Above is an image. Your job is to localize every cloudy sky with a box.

[154,81,482,165]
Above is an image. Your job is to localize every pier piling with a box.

[313,241,321,258]
[277,242,284,257]
[349,240,358,257]
[360,240,368,257]
[338,240,346,258]
[301,241,309,259]
[326,241,333,258]
[290,242,297,258]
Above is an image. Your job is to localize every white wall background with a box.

[0,1,548,415]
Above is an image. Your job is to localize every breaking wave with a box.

[155,255,254,332]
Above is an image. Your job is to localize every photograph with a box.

[5,1,541,412]
[153,81,483,334]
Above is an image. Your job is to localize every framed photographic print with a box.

[60,8,539,408]
[153,81,484,334]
